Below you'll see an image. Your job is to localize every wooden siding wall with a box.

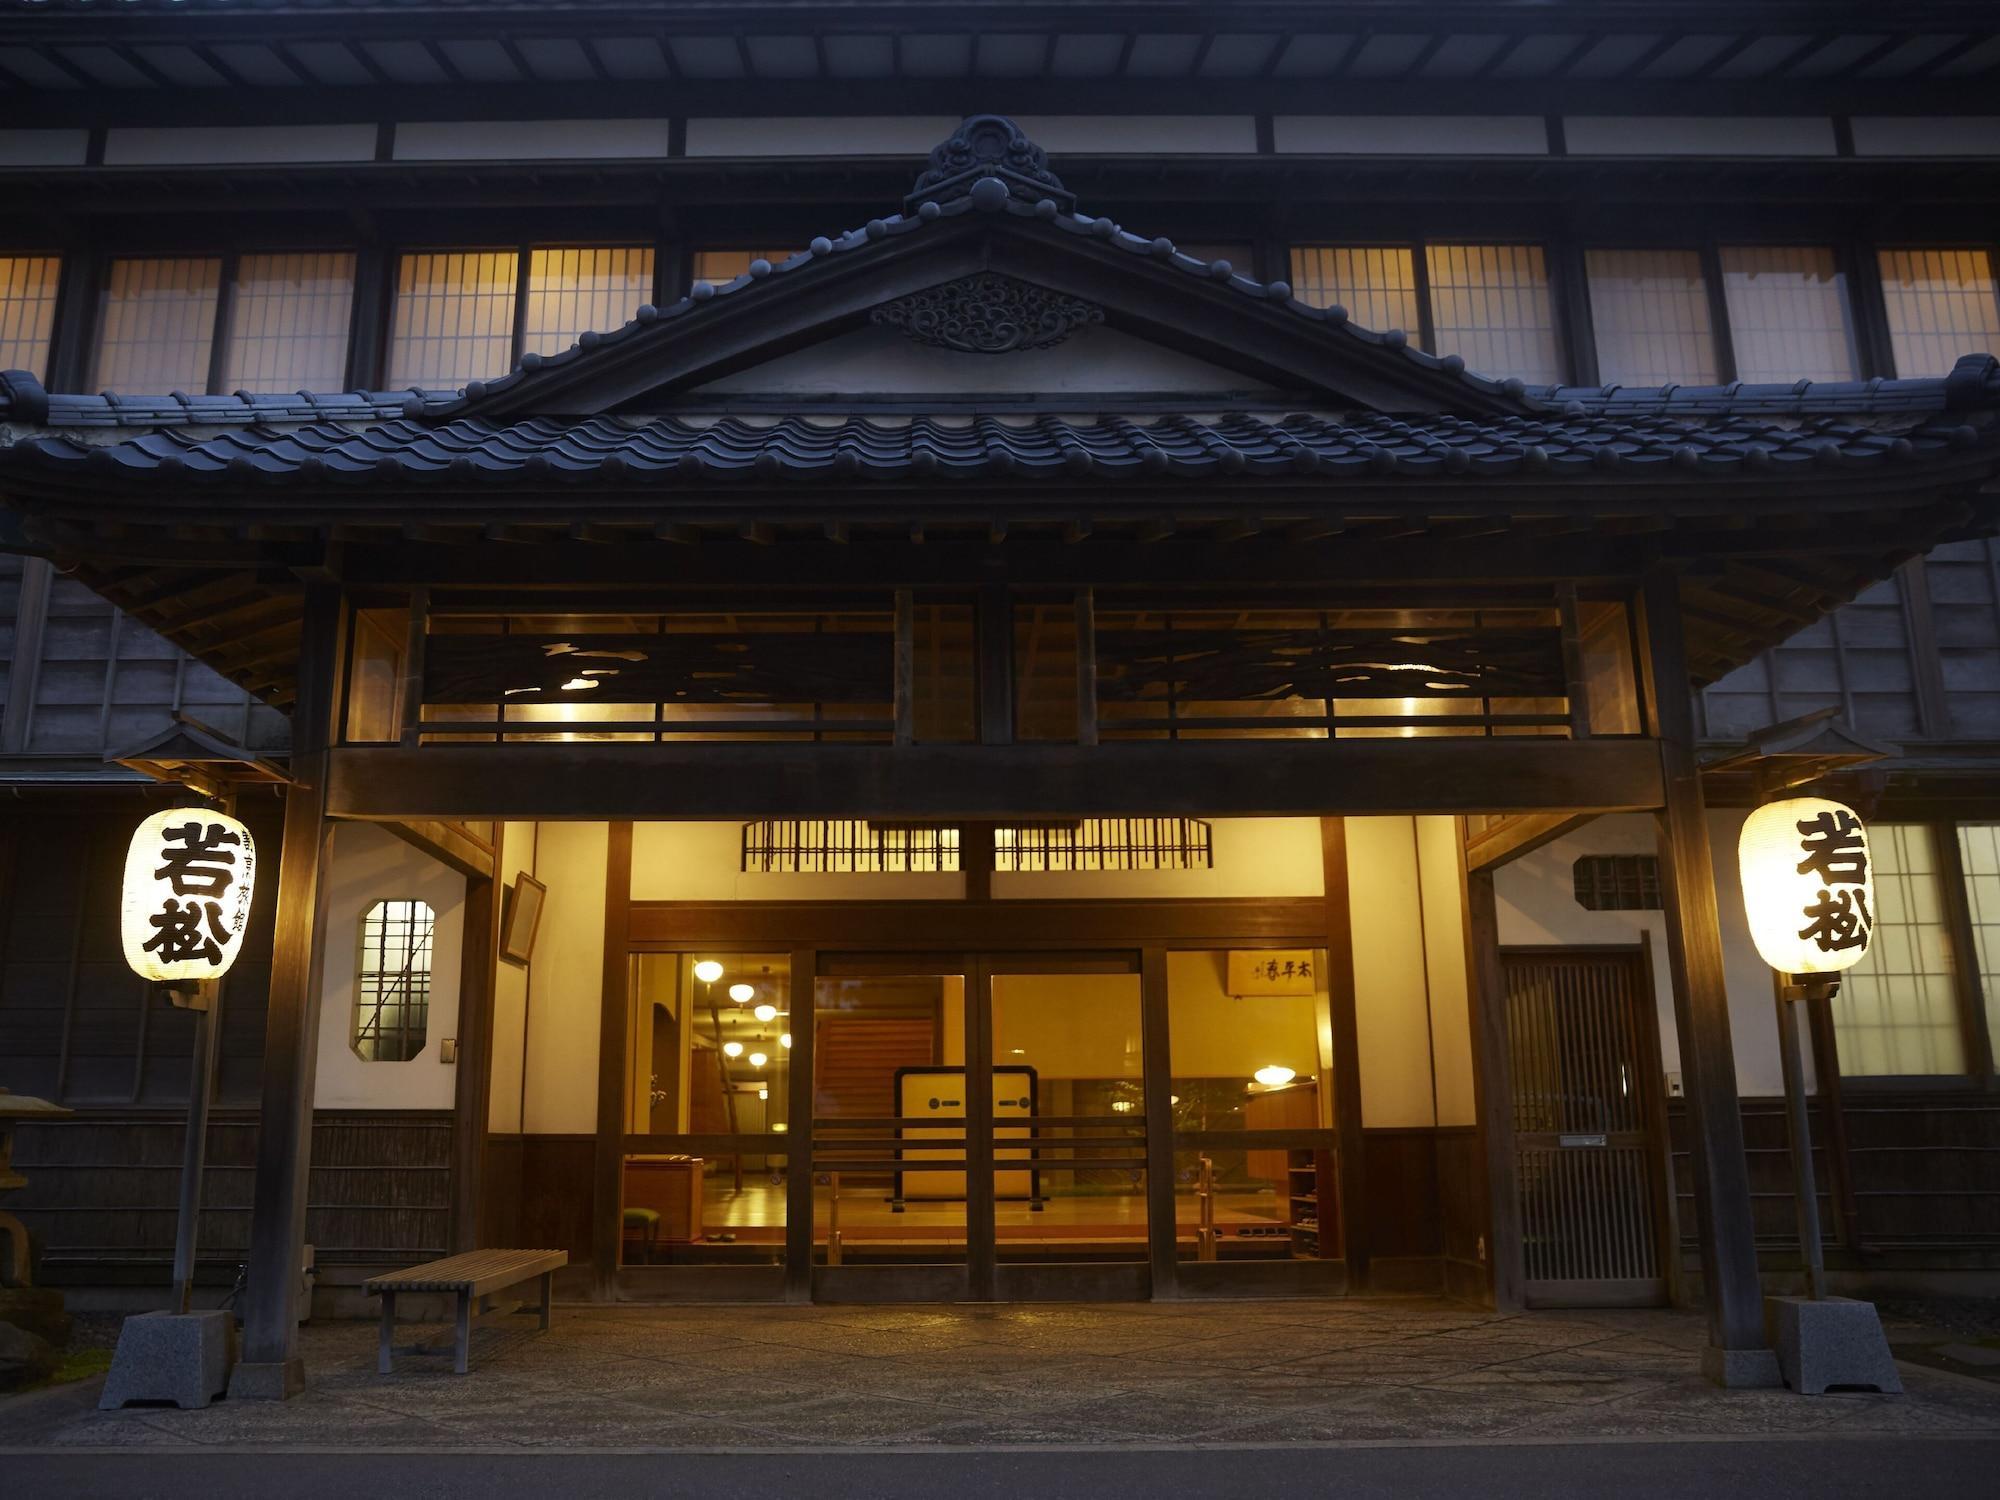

[1668,1094,2000,1254]
[6,1110,452,1284]
[0,555,289,766]
[0,797,286,1107]
[1700,541,2000,747]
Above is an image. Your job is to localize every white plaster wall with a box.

[1011,115,1258,155]
[519,822,608,1134]
[632,821,964,902]
[1563,116,1836,157]
[1495,812,1794,1097]
[488,821,535,1133]
[1346,817,1436,1129]
[686,116,959,157]
[0,130,90,167]
[1851,117,2000,157]
[1274,115,1547,156]
[394,119,673,161]
[994,817,1324,901]
[105,124,377,166]
[1416,816,1477,1127]
[691,324,1282,399]
[312,821,465,1110]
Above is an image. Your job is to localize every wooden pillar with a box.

[1139,945,1178,1298]
[1460,860,1525,1311]
[1318,818,1369,1289]
[1636,572,1778,1387]
[450,870,497,1253]
[230,583,346,1400]
[591,822,634,1300]
[965,955,997,1302]
[783,946,817,1302]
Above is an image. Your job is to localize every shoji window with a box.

[1719,246,1858,384]
[1830,824,1966,1076]
[219,251,356,393]
[1958,823,2000,1068]
[1423,244,1562,383]
[1583,248,1720,387]
[521,246,656,358]
[91,256,222,392]
[1877,248,2000,378]
[690,248,799,285]
[386,250,519,389]
[0,255,62,378]
[1287,246,1424,346]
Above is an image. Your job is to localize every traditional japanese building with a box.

[1,2,1998,1401]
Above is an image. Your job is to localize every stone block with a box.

[99,1310,236,1410]
[0,1321,57,1391]
[0,1286,71,1347]
[1764,1295,1903,1396]
[1700,1343,1783,1389]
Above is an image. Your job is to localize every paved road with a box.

[9,1436,1999,1499]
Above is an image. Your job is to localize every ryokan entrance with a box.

[619,932,1346,1304]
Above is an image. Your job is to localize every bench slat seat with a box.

[365,1249,566,1296]
[366,1248,567,1374]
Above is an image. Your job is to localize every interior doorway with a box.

[1501,947,1671,1308]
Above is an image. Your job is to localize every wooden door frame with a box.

[1496,942,1676,1309]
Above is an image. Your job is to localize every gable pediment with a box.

[419,116,1543,424]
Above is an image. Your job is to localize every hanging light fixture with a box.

[779,1033,793,1049]
[753,1003,778,1023]
[722,1041,743,1059]
[748,1051,768,1069]
[1254,1065,1296,1088]
[693,960,724,984]
[121,810,257,984]
[1739,798,1877,977]
[729,982,756,1004]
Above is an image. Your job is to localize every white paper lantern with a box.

[1738,797,1876,977]
[120,809,257,984]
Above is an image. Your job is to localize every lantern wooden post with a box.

[1774,978,1830,1301]
[167,977,222,1316]
[231,583,346,1401]
[1637,572,1778,1388]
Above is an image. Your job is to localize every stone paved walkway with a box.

[6,1298,2000,1450]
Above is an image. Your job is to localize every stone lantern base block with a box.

[99,1310,236,1410]
[1764,1295,1903,1395]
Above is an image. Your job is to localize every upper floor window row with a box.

[1288,242,2000,389]
[5,240,1998,395]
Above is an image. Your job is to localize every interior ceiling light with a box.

[693,960,724,984]
[558,677,599,692]
[722,1041,744,1058]
[772,1122,788,1133]
[753,1003,778,1022]
[748,1052,768,1069]
[758,1088,769,1101]
[729,982,756,1003]
[779,1033,793,1049]
[1254,1065,1297,1088]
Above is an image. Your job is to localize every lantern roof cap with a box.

[1702,708,1900,797]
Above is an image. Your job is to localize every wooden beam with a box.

[231,583,346,1401]
[328,739,1666,823]
[376,818,496,881]
[1140,944,1178,1298]
[782,945,816,1303]
[1320,818,1369,1289]
[1464,811,1592,871]
[1636,570,1778,1388]
[591,821,634,1301]
[630,897,1328,951]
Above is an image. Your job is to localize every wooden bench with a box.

[364,1248,567,1375]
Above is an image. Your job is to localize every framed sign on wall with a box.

[499,873,547,967]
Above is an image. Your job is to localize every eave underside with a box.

[14,472,1994,710]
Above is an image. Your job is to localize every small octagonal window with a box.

[353,899,435,1062]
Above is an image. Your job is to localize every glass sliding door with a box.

[812,955,972,1299]
[984,956,1150,1297]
